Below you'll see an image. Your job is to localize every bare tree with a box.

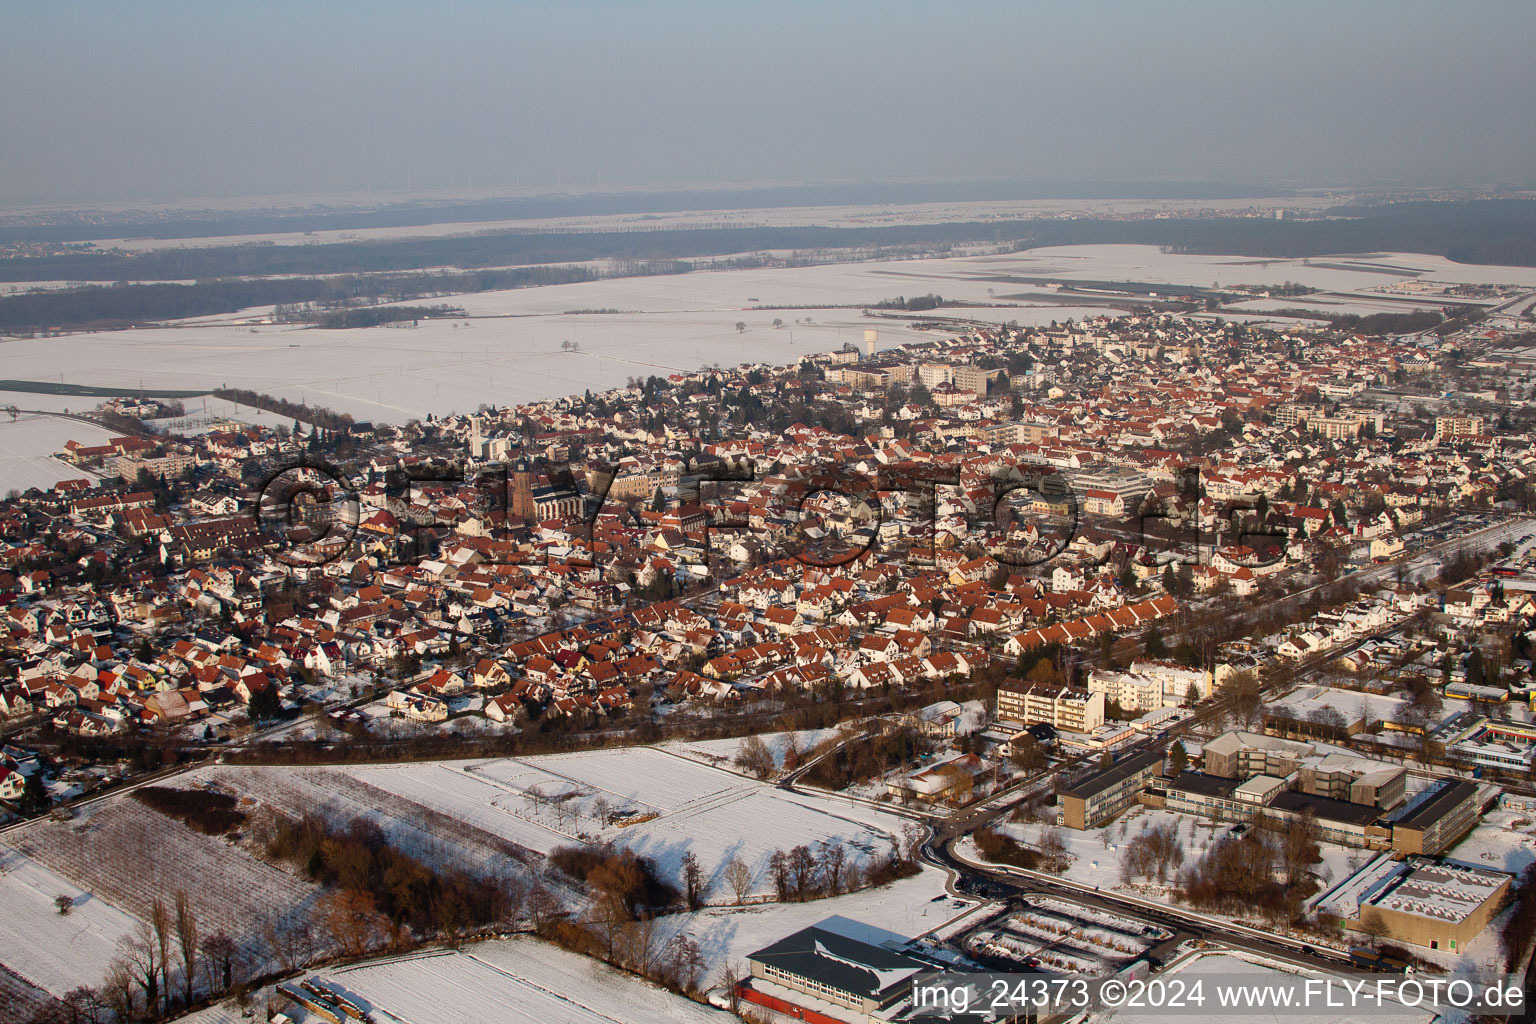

[174,890,199,1008]
[323,889,389,956]
[768,850,791,901]
[1038,826,1069,874]
[718,959,745,1013]
[735,735,775,779]
[663,932,705,991]
[117,921,160,1014]
[200,932,237,994]
[527,882,562,934]
[822,843,847,895]
[498,878,527,931]
[262,915,314,972]
[150,897,172,1015]
[787,845,818,901]
[61,985,101,1024]
[1358,908,1390,942]
[723,857,753,903]
[900,822,927,866]
[681,851,708,910]
[615,916,659,975]
[100,961,137,1024]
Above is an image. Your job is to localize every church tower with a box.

[510,456,537,521]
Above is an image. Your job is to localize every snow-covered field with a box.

[13,244,1530,424]
[77,194,1336,252]
[0,412,110,493]
[980,807,1369,908]
[0,846,140,997]
[180,936,723,1024]
[1444,809,1536,876]
[319,939,722,1024]
[4,797,321,972]
[661,727,845,775]
[337,748,908,897]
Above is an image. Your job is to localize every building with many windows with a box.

[1058,747,1165,829]
[1434,415,1485,441]
[996,681,1105,733]
[739,919,930,1024]
[1389,779,1483,856]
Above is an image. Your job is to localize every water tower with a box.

[863,328,878,358]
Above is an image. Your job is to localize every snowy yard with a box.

[1444,809,1536,876]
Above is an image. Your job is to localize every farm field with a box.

[12,244,1531,424]
[0,846,140,997]
[77,193,1333,253]
[0,412,109,493]
[3,796,321,974]
[661,726,845,775]
[206,765,558,892]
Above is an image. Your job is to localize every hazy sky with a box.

[3,0,1533,207]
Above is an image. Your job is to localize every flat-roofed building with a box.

[1353,858,1511,952]
[1128,659,1213,704]
[997,681,1105,733]
[1202,730,1315,779]
[1160,770,1249,824]
[1434,415,1485,441]
[1058,746,1164,829]
[1298,752,1407,811]
[1390,779,1482,856]
[1266,790,1386,848]
[1087,668,1164,713]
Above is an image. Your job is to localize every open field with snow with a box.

[205,764,561,892]
[330,749,909,898]
[0,846,141,997]
[178,936,724,1024]
[1444,809,1536,876]
[978,806,1369,909]
[662,727,846,775]
[11,244,1531,423]
[4,796,321,972]
[0,412,109,493]
[306,939,724,1024]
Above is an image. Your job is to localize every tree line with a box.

[0,264,595,334]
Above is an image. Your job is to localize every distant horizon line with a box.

[6,177,1532,222]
